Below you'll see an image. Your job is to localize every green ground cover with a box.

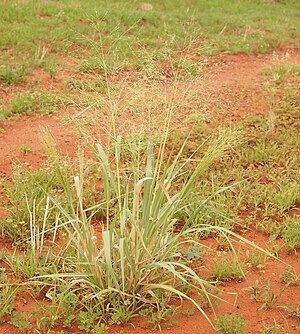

[1,0,299,120]
[0,0,299,78]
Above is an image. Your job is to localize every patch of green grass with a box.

[159,73,299,238]
[0,91,58,120]
[0,0,299,76]
[3,146,98,244]
[215,77,300,222]
[133,54,203,80]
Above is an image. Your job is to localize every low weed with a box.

[209,257,245,282]
[279,267,300,286]
[260,320,290,334]
[10,285,107,332]
[278,304,300,320]
[255,219,282,239]
[181,307,195,317]
[139,304,177,331]
[40,58,61,79]
[243,280,261,302]
[41,287,79,329]
[282,217,300,254]
[198,286,223,311]
[266,237,283,257]
[261,64,300,84]
[7,91,57,117]
[215,314,249,334]
[0,64,26,85]
[0,269,19,323]
[19,144,32,154]
[10,311,35,332]
[245,250,267,272]
[258,281,285,310]
[77,310,109,333]
[185,245,203,261]
[243,280,287,310]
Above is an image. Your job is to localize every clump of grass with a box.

[0,64,26,85]
[30,125,262,329]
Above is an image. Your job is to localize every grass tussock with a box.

[31,126,245,327]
